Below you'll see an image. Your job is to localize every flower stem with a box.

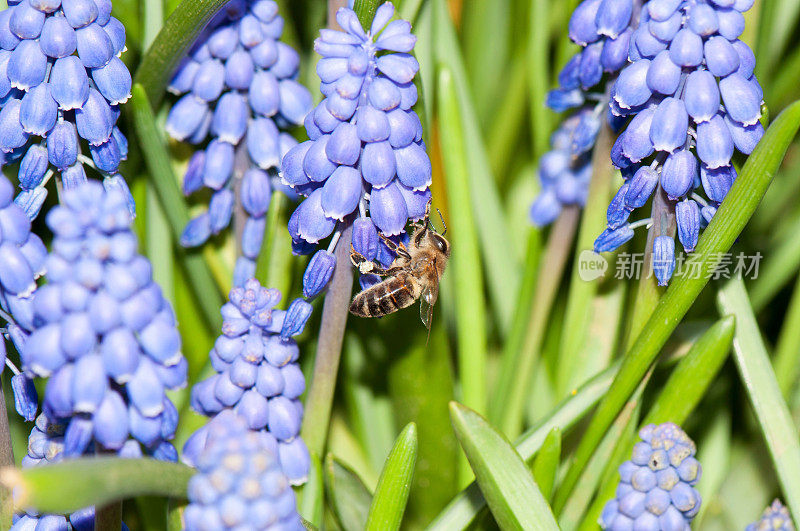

[300,222,354,458]
[94,499,122,531]
[0,379,13,530]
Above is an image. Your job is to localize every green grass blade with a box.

[716,276,800,523]
[432,0,520,334]
[134,0,231,108]
[428,364,616,530]
[449,402,558,531]
[532,429,561,503]
[553,99,800,507]
[437,65,489,415]
[693,410,732,528]
[528,0,551,158]
[325,455,373,531]
[353,0,380,28]
[1,458,193,514]
[127,84,225,331]
[774,272,800,397]
[255,191,294,297]
[365,423,418,531]
[298,453,324,527]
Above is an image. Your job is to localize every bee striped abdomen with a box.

[350,273,420,318]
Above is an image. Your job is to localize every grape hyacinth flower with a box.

[281,2,431,297]
[530,0,641,226]
[183,410,303,530]
[11,414,132,530]
[746,500,795,531]
[185,278,311,485]
[20,181,186,461]
[595,0,764,284]
[600,422,702,530]
[165,0,313,287]
[0,0,133,219]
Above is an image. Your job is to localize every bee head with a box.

[427,231,450,257]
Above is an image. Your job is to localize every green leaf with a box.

[449,403,558,531]
[774,272,800,397]
[353,0,381,28]
[325,455,373,531]
[297,453,324,527]
[553,99,800,506]
[432,0,520,334]
[134,0,231,108]
[1,458,192,514]
[532,428,561,502]
[365,423,418,531]
[127,84,225,332]
[436,65,489,415]
[255,191,294,298]
[428,362,617,530]
[716,276,800,523]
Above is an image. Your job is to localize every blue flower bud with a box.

[625,166,659,208]
[578,42,603,89]
[49,56,89,112]
[704,36,739,78]
[202,139,234,189]
[607,183,631,229]
[732,39,755,78]
[546,88,584,111]
[92,390,129,448]
[302,250,336,298]
[633,24,666,58]
[89,136,121,173]
[676,199,700,252]
[370,181,408,236]
[621,106,655,162]
[293,189,336,244]
[224,48,254,90]
[386,108,418,148]
[280,298,311,339]
[180,214,211,247]
[61,0,97,28]
[696,114,734,169]
[7,39,46,90]
[614,59,651,109]
[529,189,562,227]
[569,0,601,46]
[101,17,125,55]
[208,188,234,234]
[64,416,93,456]
[246,117,280,169]
[90,56,131,105]
[725,114,763,155]
[18,144,48,189]
[75,88,113,145]
[595,0,631,39]
[352,216,379,260]
[646,50,681,96]
[15,186,47,219]
[687,2,719,36]
[182,151,205,196]
[661,149,697,200]
[700,164,736,203]
[669,28,703,67]
[648,0,680,20]
[0,242,35,295]
[165,94,209,141]
[600,28,631,72]
[648,11,681,41]
[683,70,720,123]
[10,1,45,40]
[650,97,688,153]
[234,216,262,261]
[320,166,361,221]
[594,224,634,252]
[11,373,38,421]
[719,72,761,126]
[717,7,744,40]
[240,168,271,217]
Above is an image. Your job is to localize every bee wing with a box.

[419,282,439,330]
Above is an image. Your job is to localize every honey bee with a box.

[349,205,450,329]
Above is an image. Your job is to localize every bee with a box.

[349,205,450,329]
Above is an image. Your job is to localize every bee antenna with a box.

[437,208,447,236]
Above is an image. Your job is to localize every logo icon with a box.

[578,250,608,282]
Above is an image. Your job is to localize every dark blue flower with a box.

[0,0,133,220]
[596,0,763,283]
[166,0,312,285]
[20,181,185,460]
[600,423,702,530]
[282,2,431,296]
[186,278,310,485]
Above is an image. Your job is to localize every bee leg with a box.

[379,234,412,260]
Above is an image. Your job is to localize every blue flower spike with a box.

[0,0,134,219]
[183,410,304,530]
[185,278,311,485]
[20,181,186,462]
[530,0,636,228]
[282,1,432,294]
[593,0,763,283]
[166,0,313,286]
[746,500,795,531]
[600,422,702,531]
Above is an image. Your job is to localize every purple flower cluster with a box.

[166,0,313,287]
[20,181,186,460]
[0,0,133,219]
[11,413,132,530]
[746,500,794,531]
[530,0,639,226]
[281,2,430,298]
[183,410,303,530]
[186,278,311,485]
[596,0,762,285]
[0,175,46,333]
[600,422,702,531]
